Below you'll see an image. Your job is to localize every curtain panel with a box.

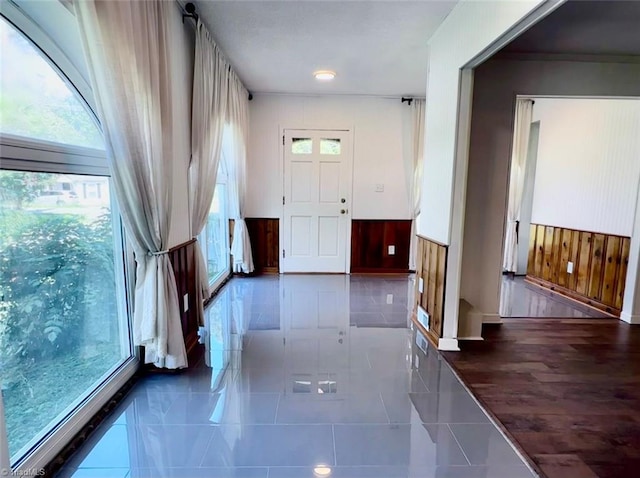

[76,0,187,368]
[406,99,425,271]
[227,73,255,274]
[503,99,534,273]
[190,19,229,326]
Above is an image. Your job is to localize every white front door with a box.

[282,129,352,273]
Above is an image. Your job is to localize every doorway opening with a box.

[499,97,639,319]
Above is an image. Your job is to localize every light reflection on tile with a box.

[57,275,534,478]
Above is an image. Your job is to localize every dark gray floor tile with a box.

[333,424,469,466]
[131,467,268,477]
[267,466,535,478]
[347,368,428,394]
[163,392,280,425]
[55,468,130,478]
[275,393,388,424]
[201,424,334,467]
[381,393,490,424]
[448,424,524,466]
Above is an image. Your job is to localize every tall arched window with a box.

[0,13,135,470]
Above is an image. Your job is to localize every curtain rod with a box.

[181,2,198,23]
[402,97,426,105]
[180,2,252,101]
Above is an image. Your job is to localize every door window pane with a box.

[320,138,341,155]
[291,138,312,154]
[0,170,129,462]
[0,17,104,149]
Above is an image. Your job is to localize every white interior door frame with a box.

[279,126,354,273]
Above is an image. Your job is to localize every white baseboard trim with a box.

[482,313,503,324]
[620,312,640,324]
[458,336,484,341]
[438,337,460,351]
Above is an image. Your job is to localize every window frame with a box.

[0,7,138,473]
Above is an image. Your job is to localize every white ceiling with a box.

[194,1,458,97]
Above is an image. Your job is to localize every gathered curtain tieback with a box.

[147,250,170,256]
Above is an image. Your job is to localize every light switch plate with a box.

[375,183,384,192]
[388,245,395,255]
[386,294,393,304]
[418,277,424,293]
[567,261,574,274]
[183,293,189,312]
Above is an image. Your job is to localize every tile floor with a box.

[499,276,610,318]
[57,275,537,478]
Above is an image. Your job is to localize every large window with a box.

[199,160,230,291]
[0,15,133,469]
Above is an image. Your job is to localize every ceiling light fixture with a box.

[313,465,332,477]
[314,70,336,81]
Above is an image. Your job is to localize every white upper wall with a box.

[247,94,412,219]
[419,0,547,244]
[531,98,640,237]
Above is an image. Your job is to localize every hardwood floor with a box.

[442,318,640,478]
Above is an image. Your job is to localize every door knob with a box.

[341,209,348,214]
[341,198,346,203]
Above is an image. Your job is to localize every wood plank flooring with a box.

[442,318,640,478]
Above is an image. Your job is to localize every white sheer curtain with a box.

[406,99,425,271]
[190,19,228,325]
[76,0,186,368]
[227,73,254,273]
[503,99,534,273]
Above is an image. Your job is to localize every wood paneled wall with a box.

[526,224,630,316]
[168,239,200,358]
[246,218,280,273]
[414,236,448,346]
[351,220,412,273]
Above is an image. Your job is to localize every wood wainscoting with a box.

[168,239,200,358]
[246,218,280,274]
[526,224,630,316]
[413,235,448,346]
[350,219,412,273]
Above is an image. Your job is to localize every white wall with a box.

[417,0,549,348]
[530,98,640,237]
[247,94,412,220]
[461,59,640,324]
[418,0,547,244]
[167,5,195,248]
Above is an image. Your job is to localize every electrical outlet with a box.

[375,183,384,192]
[388,245,395,255]
[183,293,189,312]
[567,261,574,274]
[418,277,424,293]
[386,294,393,304]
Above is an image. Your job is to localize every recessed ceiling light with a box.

[313,465,332,477]
[314,70,336,81]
